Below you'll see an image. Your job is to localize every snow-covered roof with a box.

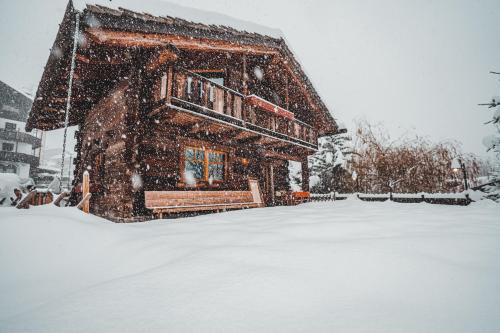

[0,80,33,123]
[74,0,284,39]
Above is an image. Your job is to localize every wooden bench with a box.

[145,179,263,218]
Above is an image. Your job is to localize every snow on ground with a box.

[1,199,499,332]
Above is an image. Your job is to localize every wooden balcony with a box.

[151,67,318,150]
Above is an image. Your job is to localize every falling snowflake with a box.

[131,172,143,190]
[253,66,264,81]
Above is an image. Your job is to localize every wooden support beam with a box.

[253,136,276,145]
[48,96,95,104]
[301,157,310,192]
[237,135,264,145]
[86,28,280,55]
[262,140,291,148]
[262,145,314,161]
[145,48,178,72]
[189,69,225,74]
[217,129,241,140]
[232,131,260,141]
[189,121,212,134]
[76,52,131,65]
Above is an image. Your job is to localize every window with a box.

[208,151,225,181]
[5,122,16,131]
[184,147,226,183]
[185,148,205,180]
[2,143,14,151]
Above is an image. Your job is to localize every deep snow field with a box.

[1,199,499,332]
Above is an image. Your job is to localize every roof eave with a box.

[26,0,77,132]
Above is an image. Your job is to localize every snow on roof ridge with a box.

[0,79,34,101]
[73,0,284,39]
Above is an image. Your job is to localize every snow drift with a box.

[1,200,499,332]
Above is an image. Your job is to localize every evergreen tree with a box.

[310,131,352,193]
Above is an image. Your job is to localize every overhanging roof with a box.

[27,1,339,136]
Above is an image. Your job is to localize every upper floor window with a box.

[2,143,15,152]
[5,122,16,131]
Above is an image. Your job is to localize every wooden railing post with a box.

[166,65,173,104]
[82,170,90,213]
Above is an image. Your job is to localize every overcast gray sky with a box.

[1,0,499,157]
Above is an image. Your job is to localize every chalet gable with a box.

[27,1,337,136]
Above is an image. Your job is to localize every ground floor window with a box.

[184,147,225,183]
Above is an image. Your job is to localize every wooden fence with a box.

[310,193,473,206]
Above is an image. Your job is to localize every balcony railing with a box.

[0,150,40,167]
[0,128,42,148]
[165,67,318,147]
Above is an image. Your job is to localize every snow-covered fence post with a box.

[82,171,90,213]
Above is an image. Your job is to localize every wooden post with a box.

[285,75,289,110]
[77,193,92,210]
[242,54,248,95]
[269,164,275,205]
[166,65,173,104]
[82,170,90,213]
[301,157,310,192]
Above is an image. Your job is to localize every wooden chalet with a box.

[26,1,339,221]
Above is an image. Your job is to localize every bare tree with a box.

[348,120,480,193]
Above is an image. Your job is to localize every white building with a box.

[0,80,42,179]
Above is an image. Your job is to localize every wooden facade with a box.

[26,2,339,221]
